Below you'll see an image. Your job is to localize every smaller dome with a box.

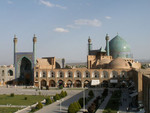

[109,58,130,69]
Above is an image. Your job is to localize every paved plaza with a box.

[0,87,139,113]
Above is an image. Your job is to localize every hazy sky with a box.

[0,0,150,65]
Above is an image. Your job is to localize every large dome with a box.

[109,58,130,69]
[109,35,132,59]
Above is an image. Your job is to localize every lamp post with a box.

[83,85,86,112]
[57,99,64,113]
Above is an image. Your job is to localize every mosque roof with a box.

[109,35,131,59]
[109,57,130,69]
[109,35,131,52]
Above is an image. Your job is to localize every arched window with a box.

[36,72,38,77]
[51,72,55,77]
[8,70,13,76]
[42,71,46,77]
[102,71,109,78]
[85,71,90,78]
[68,71,72,78]
[2,70,4,76]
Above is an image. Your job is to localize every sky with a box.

[0,0,150,65]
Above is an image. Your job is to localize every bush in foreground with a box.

[45,97,52,105]
[53,93,60,101]
[10,93,14,97]
[36,102,43,109]
[68,103,76,113]
[88,90,94,97]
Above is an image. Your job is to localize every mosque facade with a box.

[33,34,141,88]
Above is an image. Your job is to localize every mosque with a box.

[0,34,141,87]
[32,34,141,88]
[3,34,150,112]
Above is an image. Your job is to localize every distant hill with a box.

[66,62,87,66]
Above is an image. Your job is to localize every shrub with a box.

[36,102,43,109]
[59,85,63,89]
[10,93,14,97]
[68,103,76,113]
[88,102,96,113]
[78,98,83,107]
[76,101,81,109]
[78,97,87,107]
[24,97,27,100]
[73,102,80,112]
[88,90,94,97]
[102,88,108,97]
[31,107,36,112]
[64,91,67,96]
[60,91,65,98]
[53,93,60,101]
[45,97,52,105]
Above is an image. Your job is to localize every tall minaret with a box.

[33,34,37,66]
[13,35,17,66]
[88,37,92,55]
[105,34,110,56]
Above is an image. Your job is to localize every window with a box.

[2,70,4,76]
[68,72,71,77]
[86,72,89,78]
[42,71,46,77]
[51,72,54,77]
[77,72,80,78]
[8,70,13,76]
[36,72,38,77]
[60,72,63,78]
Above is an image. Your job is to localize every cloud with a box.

[74,19,101,27]
[54,28,69,33]
[105,16,112,20]
[40,0,66,9]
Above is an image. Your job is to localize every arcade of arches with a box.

[34,69,130,88]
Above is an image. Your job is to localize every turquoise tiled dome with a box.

[109,35,132,59]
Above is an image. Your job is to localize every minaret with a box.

[88,37,92,55]
[105,34,110,56]
[13,35,17,66]
[33,34,37,66]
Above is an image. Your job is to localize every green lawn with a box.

[0,107,21,113]
[0,95,49,105]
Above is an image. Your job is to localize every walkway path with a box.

[95,92,112,113]
[35,90,83,113]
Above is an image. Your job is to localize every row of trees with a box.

[31,90,67,112]
[68,90,94,113]
[88,88,108,113]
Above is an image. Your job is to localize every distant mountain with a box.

[135,59,150,64]
[66,62,87,66]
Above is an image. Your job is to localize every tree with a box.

[64,91,67,96]
[88,90,94,97]
[36,102,43,109]
[68,103,76,113]
[73,102,80,112]
[76,101,81,109]
[53,93,60,101]
[60,90,65,98]
[45,97,52,105]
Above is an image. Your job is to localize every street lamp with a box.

[83,86,86,112]
[57,99,64,113]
